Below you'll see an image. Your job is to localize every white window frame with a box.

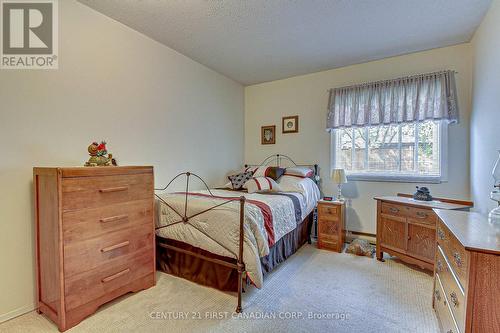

[330,121,448,183]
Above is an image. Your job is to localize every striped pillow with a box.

[244,177,281,193]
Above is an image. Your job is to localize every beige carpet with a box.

[0,244,439,333]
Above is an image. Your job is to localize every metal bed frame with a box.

[154,154,319,313]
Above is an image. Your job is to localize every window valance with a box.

[326,70,459,131]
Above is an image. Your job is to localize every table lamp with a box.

[331,169,347,201]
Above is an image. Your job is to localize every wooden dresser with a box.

[374,195,472,271]
[433,210,499,333]
[34,166,155,331]
[317,200,345,252]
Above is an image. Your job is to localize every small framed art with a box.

[282,115,299,133]
[261,125,276,145]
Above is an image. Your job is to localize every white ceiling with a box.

[78,0,491,85]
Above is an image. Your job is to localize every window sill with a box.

[346,173,444,184]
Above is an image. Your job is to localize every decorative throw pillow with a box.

[253,166,286,181]
[245,177,281,193]
[284,166,314,178]
[228,171,254,190]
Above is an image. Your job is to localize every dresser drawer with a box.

[434,273,461,333]
[63,199,153,244]
[318,204,339,221]
[380,202,405,217]
[437,220,469,288]
[64,225,153,277]
[436,245,465,332]
[62,173,153,211]
[64,250,153,311]
[406,206,436,226]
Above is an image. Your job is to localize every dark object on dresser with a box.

[374,194,473,271]
[33,166,155,331]
[413,186,433,201]
[433,209,500,333]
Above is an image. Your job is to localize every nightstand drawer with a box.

[318,219,340,236]
[318,236,340,251]
[318,204,339,220]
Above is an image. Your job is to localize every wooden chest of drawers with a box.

[317,200,345,252]
[433,210,500,333]
[34,166,155,331]
[375,195,472,271]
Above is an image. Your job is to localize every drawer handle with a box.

[99,186,128,193]
[416,211,428,219]
[450,292,459,308]
[446,330,453,333]
[453,252,463,267]
[437,228,445,240]
[100,214,129,223]
[434,289,441,301]
[101,241,130,253]
[389,207,399,213]
[437,260,443,272]
[101,268,130,283]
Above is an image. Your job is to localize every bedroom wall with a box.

[470,0,500,215]
[0,0,243,322]
[245,44,472,235]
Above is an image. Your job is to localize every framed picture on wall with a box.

[261,125,276,144]
[282,115,299,133]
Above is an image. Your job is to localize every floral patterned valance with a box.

[327,70,459,131]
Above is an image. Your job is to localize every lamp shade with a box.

[331,169,347,184]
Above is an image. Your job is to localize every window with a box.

[332,121,447,182]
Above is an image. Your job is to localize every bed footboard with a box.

[155,172,246,312]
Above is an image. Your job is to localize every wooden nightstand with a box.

[317,200,345,252]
